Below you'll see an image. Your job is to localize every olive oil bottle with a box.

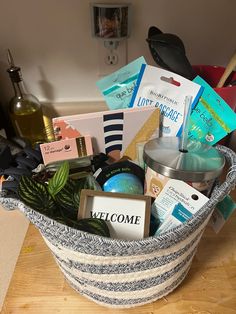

[6,49,47,147]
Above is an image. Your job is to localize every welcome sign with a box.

[78,190,151,240]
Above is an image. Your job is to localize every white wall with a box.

[0,0,235,106]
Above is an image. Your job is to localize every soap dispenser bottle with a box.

[6,49,47,147]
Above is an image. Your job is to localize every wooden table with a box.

[2,193,236,314]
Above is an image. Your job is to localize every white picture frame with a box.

[78,189,151,240]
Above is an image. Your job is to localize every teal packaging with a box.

[188,76,236,145]
[209,195,236,233]
[96,56,146,110]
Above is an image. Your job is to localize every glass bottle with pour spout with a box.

[6,49,47,147]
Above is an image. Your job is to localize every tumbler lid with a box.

[143,137,225,182]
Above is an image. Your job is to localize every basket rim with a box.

[11,190,222,246]
[0,145,235,247]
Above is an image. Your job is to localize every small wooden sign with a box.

[78,189,151,240]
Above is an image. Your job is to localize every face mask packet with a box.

[188,107,228,145]
[96,56,146,110]
[188,76,236,145]
[129,64,203,137]
[151,179,209,235]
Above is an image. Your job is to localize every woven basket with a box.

[1,145,236,309]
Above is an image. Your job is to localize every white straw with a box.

[179,95,193,152]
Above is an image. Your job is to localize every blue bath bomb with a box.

[103,173,143,195]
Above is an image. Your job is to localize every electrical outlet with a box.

[97,40,127,77]
[105,53,118,65]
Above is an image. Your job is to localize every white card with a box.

[151,179,209,235]
[130,64,203,136]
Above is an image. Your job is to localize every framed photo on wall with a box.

[78,189,151,240]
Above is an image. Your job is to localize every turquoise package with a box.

[209,195,236,233]
[155,203,193,235]
[188,76,236,145]
[96,56,146,110]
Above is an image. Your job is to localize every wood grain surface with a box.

[2,188,236,314]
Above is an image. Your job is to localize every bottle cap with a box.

[6,49,22,82]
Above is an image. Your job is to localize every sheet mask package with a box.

[151,179,209,235]
[129,64,203,136]
[188,76,236,145]
[96,56,146,110]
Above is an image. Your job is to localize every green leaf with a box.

[48,161,69,197]
[70,218,110,237]
[54,178,78,220]
[54,175,102,221]
[18,176,56,215]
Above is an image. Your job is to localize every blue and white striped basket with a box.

[1,145,235,309]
